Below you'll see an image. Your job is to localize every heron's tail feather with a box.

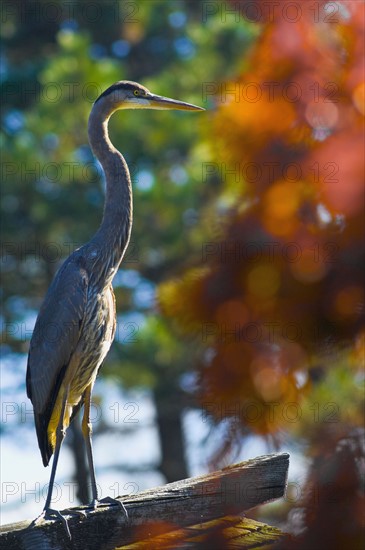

[34,412,53,467]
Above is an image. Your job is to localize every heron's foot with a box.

[30,507,87,539]
[30,508,72,539]
[97,496,129,519]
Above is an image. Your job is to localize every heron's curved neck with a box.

[87,100,133,275]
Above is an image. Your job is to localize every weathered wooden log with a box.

[0,452,289,550]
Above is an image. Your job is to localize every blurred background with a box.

[1,1,364,547]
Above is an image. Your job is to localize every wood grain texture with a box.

[0,452,289,550]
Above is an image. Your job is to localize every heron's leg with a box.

[82,383,98,507]
[30,385,74,538]
[82,384,128,519]
[44,384,70,512]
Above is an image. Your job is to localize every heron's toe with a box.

[30,508,72,539]
[98,496,129,518]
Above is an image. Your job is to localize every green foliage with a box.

[292,355,364,441]
[1,0,256,375]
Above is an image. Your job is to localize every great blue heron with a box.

[26,81,204,531]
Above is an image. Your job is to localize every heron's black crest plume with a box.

[95,80,150,103]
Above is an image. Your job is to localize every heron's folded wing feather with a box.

[26,255,89,415]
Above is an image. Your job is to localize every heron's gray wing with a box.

[26,254,89,415]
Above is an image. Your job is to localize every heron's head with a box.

[95,80,204,113]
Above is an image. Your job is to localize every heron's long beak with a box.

[148,94,205,111]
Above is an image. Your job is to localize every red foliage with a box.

[159,0,364,542]
[160,0,364,435]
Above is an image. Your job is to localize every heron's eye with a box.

[134,90,140,96]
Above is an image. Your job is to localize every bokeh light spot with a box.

[290,250,327,283]
[215,300,250,326]
[263,181,301,236]
[334,286,364,320]
[305,100,339,130]
[251,356,286,401]
[247,264,281,299]
[352,82,365,115]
